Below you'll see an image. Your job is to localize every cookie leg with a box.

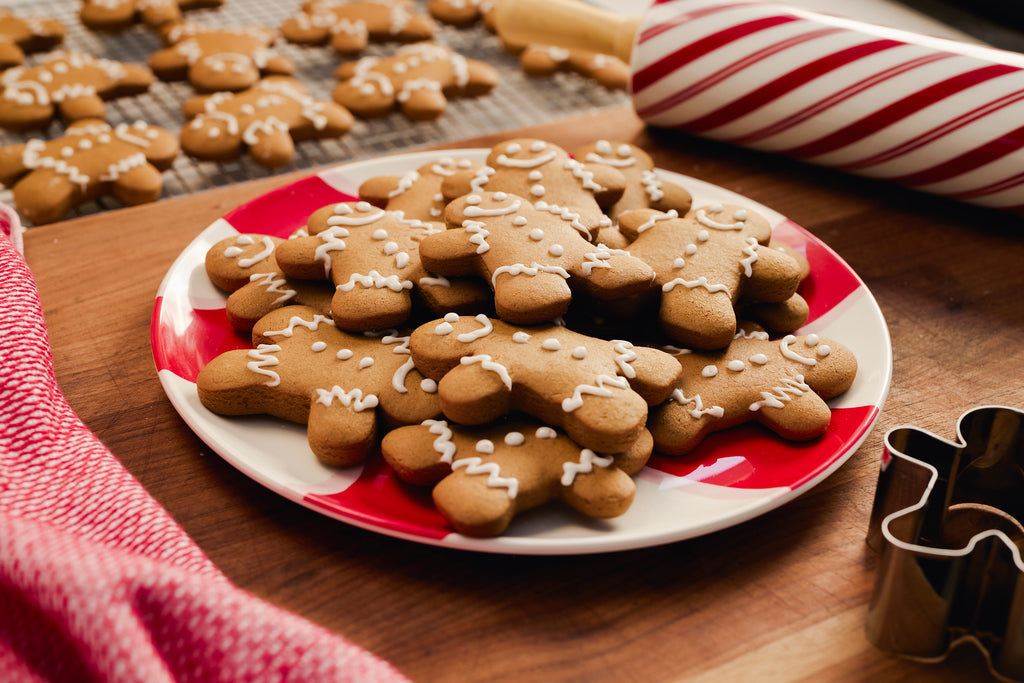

[330,284,414,331]
[660,286,736,350]
[246,125,296,168]
[752,387,832,440]
[110,163,165,207]
[437,360,512,426]
[57,93,106,121]
[561,466,636,519]
[307,393,378,466]
[647,400,722,456]
[13,171,78,225]
[433,473,517,537]
[398,86,447,121]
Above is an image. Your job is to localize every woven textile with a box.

[0,228,407,682]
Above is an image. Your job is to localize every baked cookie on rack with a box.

[149,21,294,92]
[517,45,629,90]
[280,0,436,55]
[332,42,498,120]
[382,417,652,537]
[80,0,225,32]
[0,51,153,130]
[0,9,64,71]
[181,76,354,167]
[0,119,178,224]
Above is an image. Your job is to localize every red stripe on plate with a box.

[679,39,904,135]
[632,15,800,94]
[224,174,357,238]
[151,301,249,381]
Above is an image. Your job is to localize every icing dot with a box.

[504,432,525,446]
[359,356,374,369]
[727,360,745,372]
[241,104,255,115]
[536,427,557,439]
[208,129,221,138]
[420,378,437,392]
[61,147,73,157]
[697,230,710,242]
[572,346,587,359]
[701,365,718,378]
[493,191,508,201]
[476,439,495,454]
[372,229,388,240]
[513,216,528,226]
[805,334,820,346]
[512,331,531,343]
[78,139,92,150]
[98,134,111,143]
[505,143,521,154]
[529,228,544,241]
[672,257,685,269]
[542,338,561,351]
[685,244,697,255]
[311,341,327,352]
[355,201,373,212]
[750,353,769,365]
[708,203,724,213]
[734,209,748,221]
[434,322,454,335]
[466,194,482,205]
[617,144,632,156]
[337,349,353,360]
[817,345,832,357]
[548,244,564,257]
[530,185,546,197]
[528,170,542,180]
[444,312,460,322]
[384,241,399,254]
[530,141,547,152]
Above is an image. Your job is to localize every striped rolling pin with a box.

[494,0,1024,213]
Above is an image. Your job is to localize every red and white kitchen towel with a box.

[0,226,407,681]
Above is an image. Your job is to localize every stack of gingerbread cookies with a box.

[196,137,859,537]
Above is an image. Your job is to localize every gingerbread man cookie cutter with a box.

[866,405,1024,682]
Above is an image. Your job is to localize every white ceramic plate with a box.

[152,149,892,554]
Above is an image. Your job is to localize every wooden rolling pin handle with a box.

[491,0,642,63]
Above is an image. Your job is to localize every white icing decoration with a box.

[246,344,281,386]
[461,354,511,389]
[542,338,561,351]
[749,375,810,411]
[359,356,374,369]
[562,375,630,412]
[315,386,378,411]
[611,340,638,379]
[671,389,725,418]
[561,449,613,486]
[727,360,746,372]
[662,276,729,294]
[634,209,677,234]
[512,331,531,344]
[311,341,327,352]
[696,206,746,230]
[701,365,718,378]
[336,270,413,292]
[475,439,495,454]
[248,272,297,305]
[572,346,587,360]
[337,349,353,360]
[491,262,570,288]
[535,427,557,439]
[780,335,817,366]
[457,314,493,342]
[750,353,769,365]
[505,432,525,446]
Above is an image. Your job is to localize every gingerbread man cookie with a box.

[80,0,225,32]
[420,191,655,325]
[518,45,629,91]
[648,327,858,455]
[149,21,295,93]
[617,205,803,349]
[332,42,498,120]
[197,305,441,466]
[426,0,494,27]
[359,155,485,222]
[738,242,810,335]
[181,76,354,167]
[409,313,681,453]
[281,0,436,55]
[205,232,335,331]
[0,10,64,71]
[0,51,153,131]
[274,200,489,331]
[0,119,178,224]
[382,417,652,537]
[574,140,693,221]
[440,138,625,240]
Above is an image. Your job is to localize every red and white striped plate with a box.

[151,149,892,554]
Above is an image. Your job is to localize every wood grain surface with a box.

[22,106,1024,682]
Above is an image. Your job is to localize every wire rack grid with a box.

[0,0,630,225]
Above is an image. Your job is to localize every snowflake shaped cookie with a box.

[409,313,681,453]
[149,20,295,93]
[0,51,153,130]
[382,417,652,537]
[197,305,441,466]
[648,327,857,455]
[0,118,178,224]
[181,76,354,167]
[420,190,655,325]
[281,0,436,55]
[332,41,498,120]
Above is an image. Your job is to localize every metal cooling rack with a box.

[0,0,629,225]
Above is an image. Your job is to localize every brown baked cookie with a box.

[181,76,354,167]
[149,21,294,93]
[426,0,494,27]
[0,51,153,131]
[332,42,498,120]
[0,119,178,224]
[409,313,681,453]
[0,10,64,71]
[518,45,629,90]
[274,200,490,331]
[80,0,225,32]
[648,327,858,455]
[420,190,654,325]
[575,140,692,220]
[359,155,484,222]
[738,242,810,335]
[382,417,652,537]
[281,0,436,55]
[440,138,625,240]
[205,232,335,330]
[617,205,803,349]
[197,304,441,466]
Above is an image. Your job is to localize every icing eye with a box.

[817,345,831,357]
[372,229,388,240]
[359,356,374,369]
[311,341,327,352]
[548,244,564,257]
[727,360,745,372]
[334,204,353,215]
[512,331,531,343]
[61,147,73,157]
[336,349,353,360]
[530,141,547,152]
[750,353,769,365]
[708,203,724,213]
[572,346,587,359]
[530,185,545,197]
[535,427,557,439]
[529,229,544,241]
[617,144,632,157]
[734,209,748,221]
[458,159,472,168]
[434,321,453,335]
[542,338,561,351]
[466,194,482,205]
[475,439,495,454]
[805,334,820,346]
[420,378,437,393]
[505,143,521,155]
[595,140,612,154]
[355,201,373,212]
[444,312,460,322]
[504,432,525,446]
[702,365,718,377]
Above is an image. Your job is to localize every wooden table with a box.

[22,106,1024,682]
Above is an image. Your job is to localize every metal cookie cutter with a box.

[866,406,1024,682]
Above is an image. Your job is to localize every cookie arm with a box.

[358,175,402,208]
[437,360,513,425]
[621,346,681,406]
[306,391,378,466]
[0,142,28,187]
[582,162,626,208]
[275,235,333,280]
[418,227,486,277]
[744,245,803,303]
[433,471,518,537]
[615,208,667,242]
[110,163,165,207]
[380,423,454,486]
